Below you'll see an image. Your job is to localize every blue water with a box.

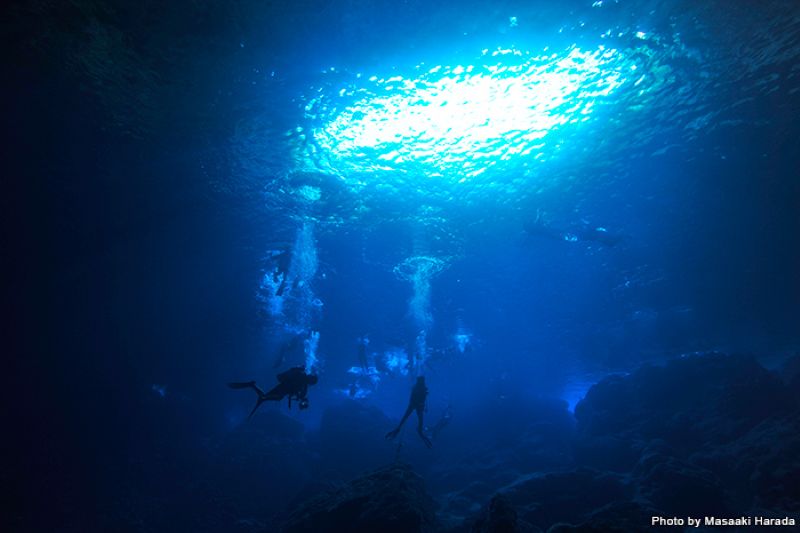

[5,0,800,531]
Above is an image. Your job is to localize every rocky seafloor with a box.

[113,353,800,532]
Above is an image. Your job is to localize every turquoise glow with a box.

[303,46,633,182]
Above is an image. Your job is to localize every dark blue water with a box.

[5,1,800,531]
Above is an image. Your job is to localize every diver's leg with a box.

[228,381,255,390]
[264,383,289,401]
[416,407,432,448]
[386,404,414,439]
[228,381,267,397]
[398,404,414,428]
[247,382,293,419]
[248,397,266,419]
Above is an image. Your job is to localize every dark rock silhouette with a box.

[636,454,727,515]
[493,469,630,531]
[277,463,439,533]
[452,468,630,533]
[455,353,799,531]
[570,353,799,519]
[780,353,800,393]
[470,494,538,533]
[575,353,791,450]
[547,501,660,532]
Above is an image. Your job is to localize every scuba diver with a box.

[271,247,302,296]
[524,209,625,247]
[430,403,453,440]
[270,247,291,296]
[228,366,318,419]
[273,333,304,368]
[570,225,625,247]
[357,336,369,372]
[385,376,433,448]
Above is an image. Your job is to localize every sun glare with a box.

[301,46,632,182]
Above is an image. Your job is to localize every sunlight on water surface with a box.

[303,46,637,182]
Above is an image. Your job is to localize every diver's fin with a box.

[418,429,433,449]
[228,381,256,389]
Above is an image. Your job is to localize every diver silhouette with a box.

[228,366,318,419]
[271,247,303,297]
[385,376,433,448]
[357,337,369,372]
[273,333,304,369]
[272,247,292,296]
[570,225,625,247]
[524,209,625,247]
[430,403,453,440]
